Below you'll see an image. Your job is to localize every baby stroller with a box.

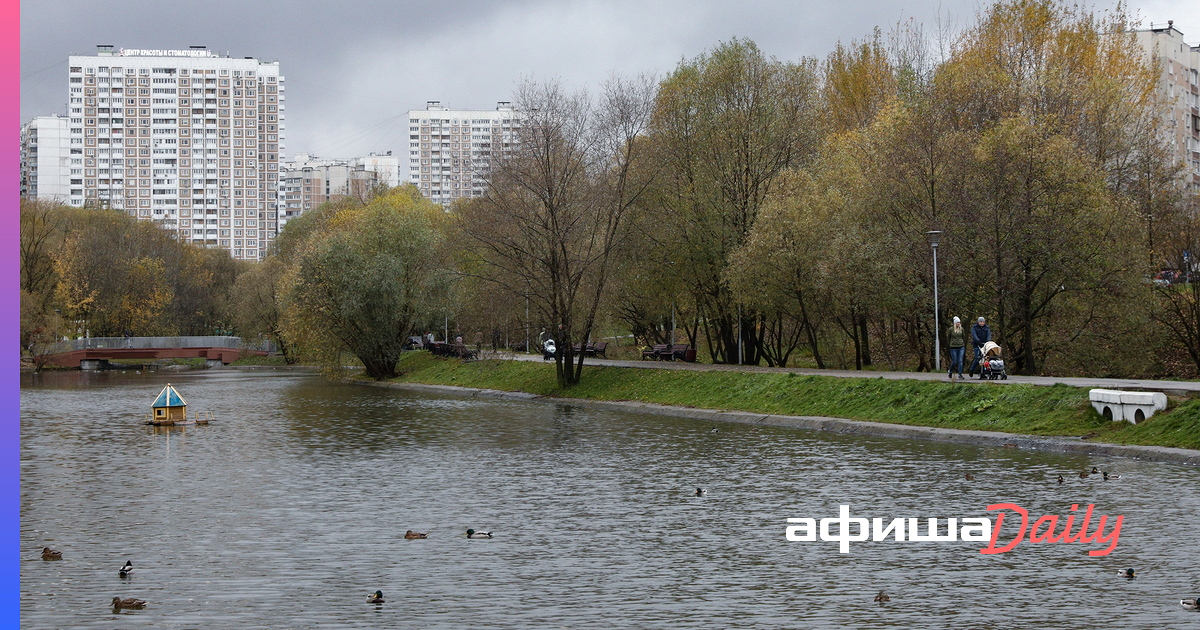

[978,341,1008,380]
[542,338,557,361]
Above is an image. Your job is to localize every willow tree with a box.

[285,187,449,379]
[456,76,658,387]
[648,38,821,364]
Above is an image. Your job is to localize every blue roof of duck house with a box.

[151,384,187,408]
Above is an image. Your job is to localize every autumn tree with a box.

[230,257,297,363]
[937,0,1161,373]
[647,39,821,364]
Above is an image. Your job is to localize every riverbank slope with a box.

[383,353,1200,451]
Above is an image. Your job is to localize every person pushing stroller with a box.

[967,317,990,376]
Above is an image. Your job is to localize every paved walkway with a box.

[501,352,1200,396]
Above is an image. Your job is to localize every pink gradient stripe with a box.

[5,0,21,625]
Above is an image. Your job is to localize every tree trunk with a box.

[858,315,871,366]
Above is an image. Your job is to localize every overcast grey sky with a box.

[21,0,1200,159]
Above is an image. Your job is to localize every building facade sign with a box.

[119,48,214,58]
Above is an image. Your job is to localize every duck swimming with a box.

[466,529,493,539]
[1091,467,1100,474]
[404,530,428,539]
[118,561,133,577]
[874,590,890,602]
[965,473,975,481]
[1102,472,1120,480]
[367,590,385,604]
[709,427,719,434]
[41,547,62,560]
[1118,568,1136,579]
[1079,472,1090,479]
[112,597,146,610]
[1181,598,1199,611]
[695,488,707,496]
[1056,475,1064,484]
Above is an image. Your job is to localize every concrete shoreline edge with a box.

[349,379,1200,466]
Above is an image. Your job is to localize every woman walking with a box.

[948,316,965,380]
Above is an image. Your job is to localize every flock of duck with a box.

[962,466,1122,485]
[36,429,1199,614]
[953,465,1199,612]
[38,528,496,610]
[966,466,1123,485]
[39,550,145,612]
[367,529,495,604]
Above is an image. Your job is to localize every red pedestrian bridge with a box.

[39,336,273,369]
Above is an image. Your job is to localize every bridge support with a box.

[80,359,110,371]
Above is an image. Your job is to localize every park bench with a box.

[668,343,695,362]
[643,344,670,360]
[573,342,610,358]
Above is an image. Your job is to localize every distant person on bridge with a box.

[968,316,991,376]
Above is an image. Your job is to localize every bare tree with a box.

[20,199,63,299]
[457,75,657,386]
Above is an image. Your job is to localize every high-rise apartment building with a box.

[278,152,397,229]
[1135,22,1200,192]
[66,45,285,260]
[405,101,520,206]
[352,152,400,188]
[20,115,72,201]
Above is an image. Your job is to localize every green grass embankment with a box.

[383,353,1200,450]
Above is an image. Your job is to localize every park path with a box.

[502,352,1200,397]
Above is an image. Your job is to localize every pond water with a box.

[19,369,1200,628]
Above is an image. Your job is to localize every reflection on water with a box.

[20,369,1200,628]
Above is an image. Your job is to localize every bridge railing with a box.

[40,336,277,355]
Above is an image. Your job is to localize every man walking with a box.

[968,316,991,376]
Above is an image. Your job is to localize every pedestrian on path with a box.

[968,316,991,376]
[948,317,965,380]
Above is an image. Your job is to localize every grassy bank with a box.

[383,353,1200,450]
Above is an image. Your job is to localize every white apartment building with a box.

[1135,22,1200,192]
[277,152,395,229]
[405,101,520,206]
[352,152,400,188]
[66,45,285,261]
[20,115,72,201]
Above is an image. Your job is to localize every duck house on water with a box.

[145,383,213,426]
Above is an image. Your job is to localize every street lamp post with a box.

[927,230,943,372]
